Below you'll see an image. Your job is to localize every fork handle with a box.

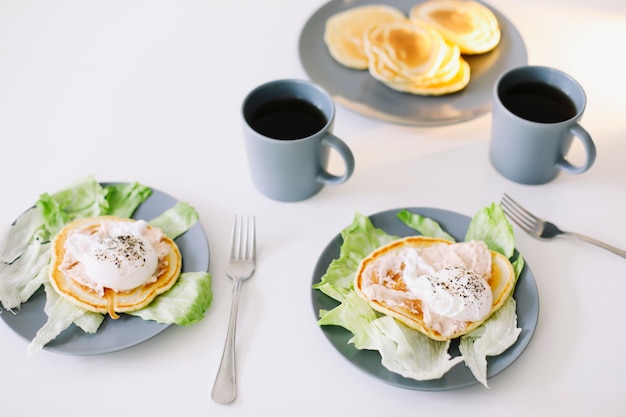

[564,232,626,258]
[211,279,243,404]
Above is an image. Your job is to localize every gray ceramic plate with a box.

[311,207,539,390]
[1,185,210,355]
[299,0,528,125]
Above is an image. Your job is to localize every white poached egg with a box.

[62,219,160,293]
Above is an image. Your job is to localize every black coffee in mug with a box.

[249,98,328,140]
[490,65,596,185]
[242,79,355,202]
[499,81,577,123]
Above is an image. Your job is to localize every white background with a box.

[1,1,625,416]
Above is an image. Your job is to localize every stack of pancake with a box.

[324,1,501,96]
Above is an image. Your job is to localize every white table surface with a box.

[1,0,625,416]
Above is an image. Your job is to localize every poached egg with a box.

[62,219,161,294]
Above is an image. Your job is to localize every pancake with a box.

[324,4,405,69]
[49,216,182,319]
[365,19,447,79]
[354,236,516,341]
[409,0,501,54]
[364,19,471,95]
[379,56,470,96]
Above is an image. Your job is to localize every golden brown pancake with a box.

[409,0,501,54]
[364,19,471,95]
[354,236,516,341]
[324,4,405,69]
[49,216,182,319]
[365,19,446,79]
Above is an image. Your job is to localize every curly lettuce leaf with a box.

[128,271,212,326]
[104,182,152,218]
[312,212,397,303]
[397,209,455,241]
[27,282,105,356]
[0,207,46,264]
[373,316,464,380]
[148,201,199,240]
[459,297,522,387]
[464,202,526,284]
[37,176,109,238]
[465,203,515,258]
[0,239,51,310]
[318,291,379,350]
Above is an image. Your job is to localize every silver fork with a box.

[211,215,256,404]
[501,194,626,258]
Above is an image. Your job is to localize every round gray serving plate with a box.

[311,207,540,390]
[299,0,528,125]
[1,184,210,355]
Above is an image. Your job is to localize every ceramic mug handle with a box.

[556,123,597,174]
[317,133,355,185]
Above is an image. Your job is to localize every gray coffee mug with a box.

[489,66,596,185]
[242,79,355,202]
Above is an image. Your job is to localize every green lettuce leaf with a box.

[312,212,397,303]
[104,182,152,218]
[373,316,464,380]
[37,176,109,238]
[318,291,379,350]
[27,282,105,356]
[397,209,455,241]
[465,203,515,258]
[148,201,199,240]
[459,297,522,387]
[0,238,51,310]
[128,272,212,326]
[0,206,46,264]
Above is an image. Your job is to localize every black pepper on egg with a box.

[93,234,149,269]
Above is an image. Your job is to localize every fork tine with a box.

[247,216,256,261]
[502,194,534,224]
[242,216,256,261]
[501,203,530,231]
[231,215,245,260]
[229,216,240,260]
[502,193,540,222]
[230,215,255,261]
[501,194,535,232]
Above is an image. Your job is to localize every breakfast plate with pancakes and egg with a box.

[311,205,539,390]
[0,178,211,356]
[299,0,527,125]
